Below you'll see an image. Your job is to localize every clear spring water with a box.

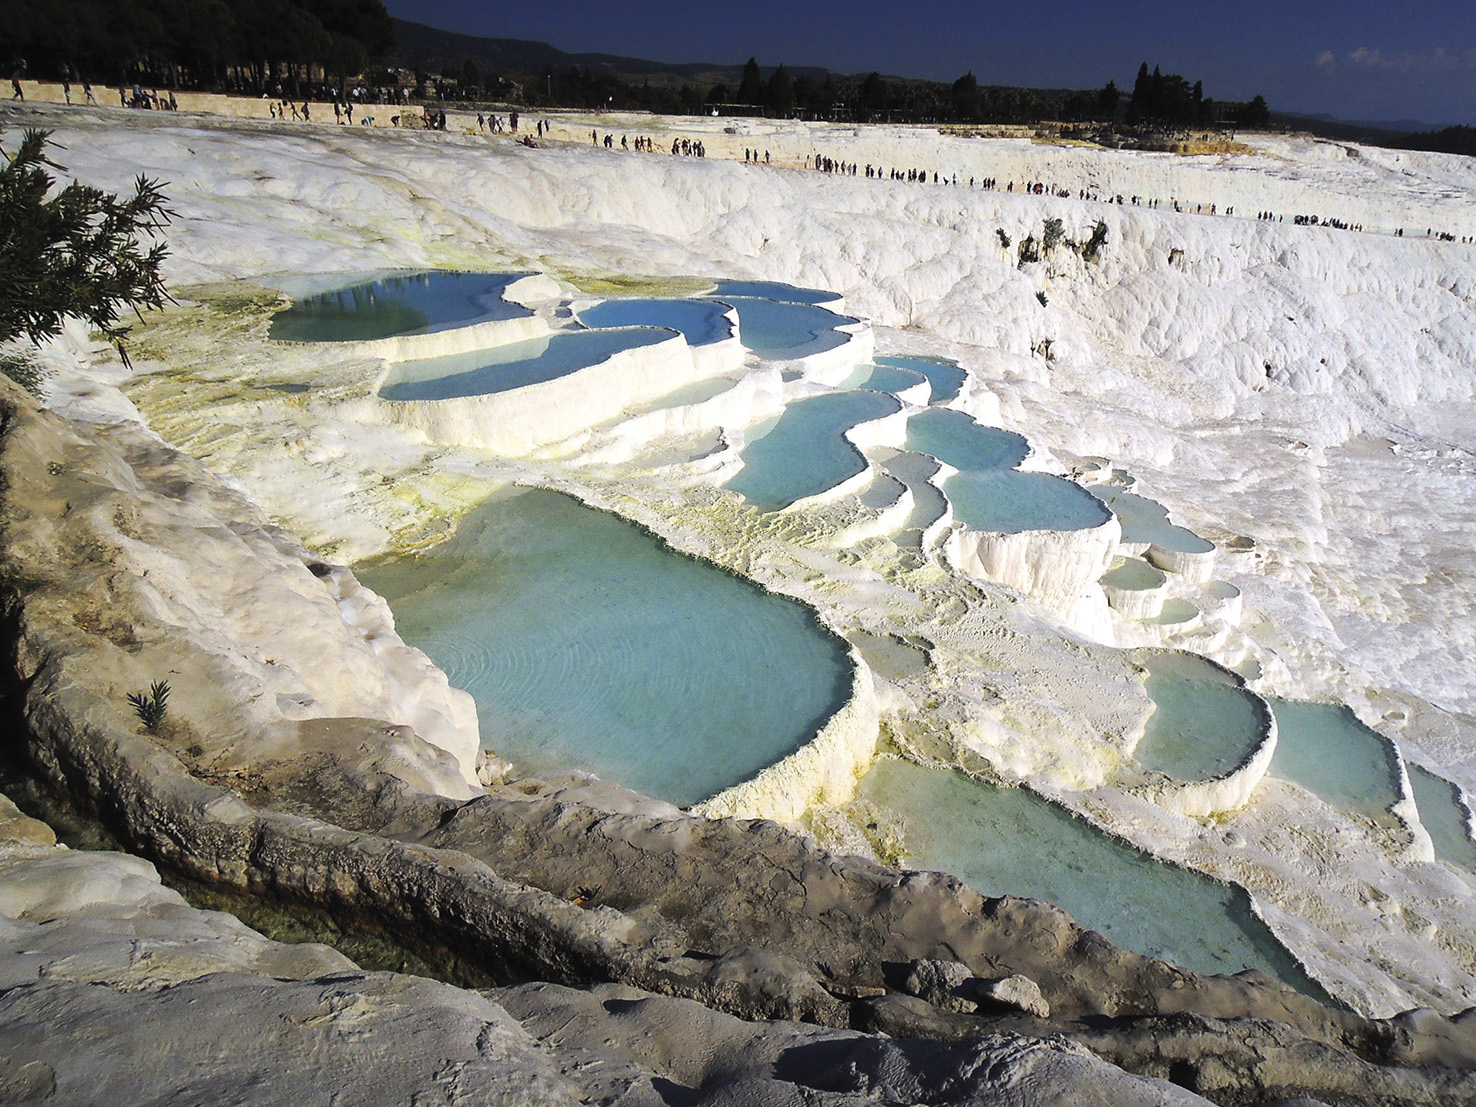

[269,271,533,342]
[852,363,929,395]
[706,279,838,304]
[1266,698,1404,820]
[1407,764,1476,871]
[1135,652,1268,781]
[1093,488,1214,553]
[878,450,948,545]
[876,355,967,404]
[714,296,861,358]
[857,758,1326,994]
[379,329,669,402]
[1101,556,1167,591]
[576,298,736,347]
[357,489,853,807]
[941,470,1113,534]
[725,391,901,509]
[905,408,1030,472]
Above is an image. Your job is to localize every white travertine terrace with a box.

[22,102,1476,1018]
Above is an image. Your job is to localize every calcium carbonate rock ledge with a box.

[3,382,1476,1105]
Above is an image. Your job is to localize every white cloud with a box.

[1316,46,1476,74]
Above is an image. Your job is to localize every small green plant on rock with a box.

[127,679,170,729]
[996,227,1011,248]
[1042,217,1065,252]
[1035,290,1049,307]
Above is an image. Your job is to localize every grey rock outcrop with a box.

[0,797,1213,1107]
[980,974,1053,1019]
[904,958,982,1014]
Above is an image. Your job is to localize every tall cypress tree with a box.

[737,57,763,105]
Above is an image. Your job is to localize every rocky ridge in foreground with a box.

[1,379,1474,1105]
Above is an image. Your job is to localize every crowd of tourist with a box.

[14,71,1472,244]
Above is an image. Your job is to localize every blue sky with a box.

[385,0,1475,125]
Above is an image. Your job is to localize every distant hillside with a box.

[1268,112,1474,159]
[390,19,829,89]
[1395,126,1476,158]
[1267,112,1413,145]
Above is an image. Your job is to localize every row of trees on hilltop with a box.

[1128,63,1269,128]
[599,56,1270,128]
[715,59,1128,124]
[6,0,395,95]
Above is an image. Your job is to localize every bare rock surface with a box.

[0,795,1214,1107]
[980,974,1053,1019]
[2,381,1475,1103]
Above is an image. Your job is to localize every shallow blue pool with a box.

[714,297,860,358]
[942,469,1112,534]
[852,364,929,395]
[576,298,735,347]
[1094,489,1213,553]
[858,759,1327,994]
[379,329,669,402]
[1267,698,1405,819]
[1408,764,1476,871]
[906,408,1030,472]
[270,271,533,342]
[357,490,854,806]
[1136,652,1268,781]
[876,355,967,404]
[725,391,901,509]
[707,279,838,304]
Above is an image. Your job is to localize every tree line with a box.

[512,57,1268,129]
[5,0,395,95]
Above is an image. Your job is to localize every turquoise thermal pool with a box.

[876,355,967,404]
[725,391,901,509]
[1267,698,1404,819]
[715,296,860,357]
[1408,764,1476,871]
[378,329,669,402]
[905,408,1030,471]
[576,297,736,346]
[858,759,1325,993]
[852,363,929,395]
[269,271,532,342]
[1093,488,1214,553]
[706,279,838,304]
[1101,556,1167,591]
[358,489,853,806]
[1135,652,1268,781]
[941,470,1112,534]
